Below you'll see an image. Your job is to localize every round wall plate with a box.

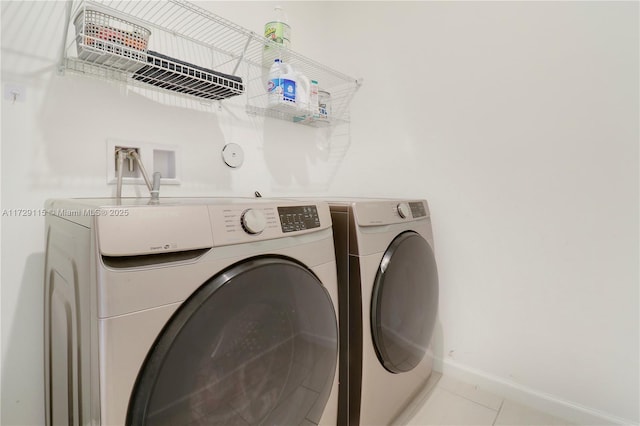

[222,143,244,168]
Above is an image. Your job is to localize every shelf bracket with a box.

[232,33,254,76]
[57,0,75,75]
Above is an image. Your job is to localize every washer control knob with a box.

[397,202,411,219]
[241,209,266,234]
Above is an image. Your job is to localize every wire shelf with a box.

[73,7,150,72]
[132,51,244,101]
[246,81,356,126]
[61,0,359,122]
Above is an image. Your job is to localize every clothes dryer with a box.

[44,197,339,426]
[328,199,439,426]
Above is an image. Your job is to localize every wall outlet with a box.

[107,140,181,186]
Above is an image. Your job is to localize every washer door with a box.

[127,257,337,426]
[371,231,439,374]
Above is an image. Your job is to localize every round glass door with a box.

[371,232,439,374]
[127,257,338,425]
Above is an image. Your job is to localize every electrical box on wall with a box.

[106,140,180,185]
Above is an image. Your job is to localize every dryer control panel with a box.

[408,201,427,218]
[352,199,430,227]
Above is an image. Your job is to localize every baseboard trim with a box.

[435,358,637,426]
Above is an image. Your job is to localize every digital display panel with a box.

[409,202,427,218]
[278,205,321,233]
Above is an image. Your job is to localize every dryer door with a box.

[371,231,439,373]
[127,257,337,426]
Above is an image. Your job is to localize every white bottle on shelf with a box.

[263,6,291,65]
[267,58,283,106]
[280,62,296,107]
[267,59,296,108]
[264,6,291,48]
[309,79,319,118]
[318,89,331,120]
[296,71,310,114]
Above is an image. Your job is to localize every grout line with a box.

[437,380,505,412]
[438,386,502,413]
[492,398,505,426]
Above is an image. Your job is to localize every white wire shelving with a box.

[60,0,361,126]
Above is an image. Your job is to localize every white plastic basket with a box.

[74,7,151,72]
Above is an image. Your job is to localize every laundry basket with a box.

[74,7,151,72]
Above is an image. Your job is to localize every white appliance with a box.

[44,197,340,426]
[328,198,439,425]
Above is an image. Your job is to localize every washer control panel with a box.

[278,205,321,233]
[219,206,279,236]
[209,201,331,246]
[240,209,267,234]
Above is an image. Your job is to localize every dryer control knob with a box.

[241,209,267,234]
[397,202,411,219]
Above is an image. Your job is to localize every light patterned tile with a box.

[406,387,499,426]
[495,400,575,426]
[437,375,504,410]
[393,372,442,426]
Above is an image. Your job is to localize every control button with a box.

[397,202,411,219]
[241,209,266,234]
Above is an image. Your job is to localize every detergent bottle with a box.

[295,71,310,115]
[279,61,296,107]
[267,59,296,108]
[267,58,283,105]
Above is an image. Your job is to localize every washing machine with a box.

[328,198,439,426]
[44,197,340,426]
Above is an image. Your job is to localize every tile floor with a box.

[404,375,575,426]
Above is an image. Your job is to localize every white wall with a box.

[1,1,638,425]
[324,2,638,424]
